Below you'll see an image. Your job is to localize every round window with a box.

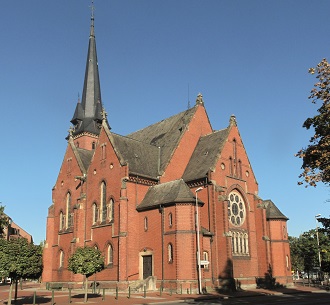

[227,191,246,226]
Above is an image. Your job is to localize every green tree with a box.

[0,238,43,305]
[0,205,8,238]
[296,58,330,187]
[68,246,104,303]
[289,236,304,273]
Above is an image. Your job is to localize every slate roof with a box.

[183,128,230,182]
[127,106,197,174]
[263,200,289,220]
[71,15,103,137]
[76,148,94,171]
[110,133,160,178]
[137,179,203,211]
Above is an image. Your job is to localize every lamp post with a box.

[195,187,203,294]
[315,214,321,270]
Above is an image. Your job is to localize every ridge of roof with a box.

[127,106,198,173]
[183,127,230,181]
[263,199,289,221]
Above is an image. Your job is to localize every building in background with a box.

[43,11,291,291]
[3,215,33,243]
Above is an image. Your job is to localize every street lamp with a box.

[195,187,203,294]
[315,214,321,270]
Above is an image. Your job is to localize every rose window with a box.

[227,191,246,226]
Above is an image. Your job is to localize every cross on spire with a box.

[90,0,95,18]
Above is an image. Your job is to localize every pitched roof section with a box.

[263,200,289,221]
[137,179,203,211]
[127,106,197,173]
[110,133,160,179]
[71,14,104,137]
[183,128,230,182]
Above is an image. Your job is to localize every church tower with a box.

[69,7,106,150]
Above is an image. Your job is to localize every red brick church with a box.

[43,12,292,292]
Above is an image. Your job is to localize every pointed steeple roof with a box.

[71,8,105,137]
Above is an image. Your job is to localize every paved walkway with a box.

[0,282,328,305]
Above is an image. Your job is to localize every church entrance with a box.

[143,255,152,279]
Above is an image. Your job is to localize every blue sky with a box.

[1,0,330,244]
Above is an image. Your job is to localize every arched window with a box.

[100,181,107,222]
[144,217,148,231]
[230,231,249,256]
[168,213,173,227]
[168,243,173,263]
[59,250,64,268]
[107,244,113,265]
[66,192,71,228]
[59,212,65,230]
[92,141,96,149]
[238,160,242,178]
[229,157,233,176]
[108,199,114,222]
[92,203,98,224]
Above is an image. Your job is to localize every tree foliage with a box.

[0,205,8,238]
[0,238,43,280]
[68,246,104,277]
[68,246,104,303]
[296,58,330,187]
[289,228,330,274]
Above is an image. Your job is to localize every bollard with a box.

[127,286,131,299]
[143,285,146,298]
[159,284,162,296]
[115,286,118,300]
[102,288,105,301]
[51,290,55,305]
[20,280,23,290]
[68,288,72,303]
[33,291,36,305]
[190,283,192,294]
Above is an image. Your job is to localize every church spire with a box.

[70,2,105,137]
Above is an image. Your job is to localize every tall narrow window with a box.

[168,243,173,263]
[92,203,98,224]
[168,213,173,227]
[238,160,242,179]
[59,212,64,230]
[108,199,114,222]
[107,244,113,265]
[229,157,233,176]
[233,139,237,176]
[92,141,96,149]
[144,217,148,231]
[66,192,71,228]
[100,181,107,222]
[59,250,64,268]
[101,144,106,160]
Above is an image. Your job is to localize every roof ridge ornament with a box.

[229,114,237,127]
[195,93,204,106]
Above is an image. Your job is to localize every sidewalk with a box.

[1,282,328,305]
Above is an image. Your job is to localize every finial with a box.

[229,115,237,127]
[68,126,74,138]
[78,92,80,103]
[101,108,107,121]
[195,93,204,105]
[90,0,95,19]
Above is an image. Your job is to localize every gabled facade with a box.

[43,13,292,291]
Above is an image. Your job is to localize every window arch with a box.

[168,243,173,263]
[59,250,64,268]
[92,203,98,224]
[227,190,246,227]
[107,244,113,265]
[59,211,64,230]
[144,217,148,231]
[168,213,173,227]
[66,192,72,228]
[100,181,107,222]
[108,199,114,222]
